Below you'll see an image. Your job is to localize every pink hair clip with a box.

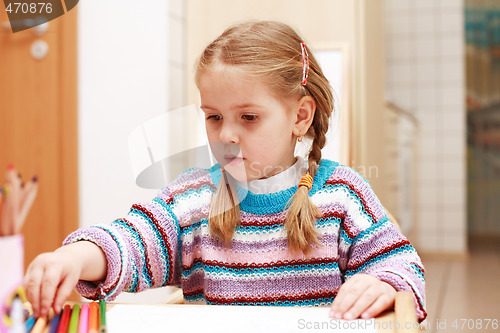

[300,42,310,86]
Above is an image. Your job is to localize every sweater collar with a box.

[208,159,338,214]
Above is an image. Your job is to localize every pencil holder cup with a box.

[0,235,24,332]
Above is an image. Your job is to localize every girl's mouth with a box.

[224,154,244,166]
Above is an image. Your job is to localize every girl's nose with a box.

[219,123,239,144]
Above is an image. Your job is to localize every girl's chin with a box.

[222,165,250,183]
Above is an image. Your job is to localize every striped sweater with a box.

[64,159,427,321]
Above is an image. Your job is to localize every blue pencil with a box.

[49,312,62,333]
[25,315,36,332]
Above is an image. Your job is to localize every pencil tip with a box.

[32,175,38,183]
[7,163,15,170]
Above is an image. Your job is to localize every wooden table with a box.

[107,291,421,333]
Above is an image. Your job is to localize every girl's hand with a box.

[329,274,396,320]
[24,248,83,318]
[24,241,107,318]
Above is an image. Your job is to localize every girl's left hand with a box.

[329,274,396,320]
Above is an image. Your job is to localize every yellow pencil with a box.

[30,316,47,333]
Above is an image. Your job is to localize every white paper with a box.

[107,304,377,333]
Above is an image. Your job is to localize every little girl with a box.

[24,21,426,322]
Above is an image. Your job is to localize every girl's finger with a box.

[39,266,63,317]
[330,278,368,318]
[53,270,79,314]
[361,294,395,319]
[342,287,380,320]
[24,263,44,317]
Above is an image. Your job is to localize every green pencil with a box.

[99,300,107,333]
[68,304,80,333]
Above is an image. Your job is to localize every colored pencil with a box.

[25,315,36,332]
[68,304,80,333]
[16,179,38,233]
[31,316,47,333]
[0,186,5,236]
[89,302,99,333]
[78,303,89,333]
[57,304,72,333]
[49,313,62,333]
[99,300,106,333]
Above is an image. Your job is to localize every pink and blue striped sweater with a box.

[64,159,427,321]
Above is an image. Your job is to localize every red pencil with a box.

[57,304,72,333]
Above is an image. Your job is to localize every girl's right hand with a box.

[24,247,83,317]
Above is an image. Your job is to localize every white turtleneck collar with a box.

[236,157,308,195]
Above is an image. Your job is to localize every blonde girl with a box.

[24,21,426,322]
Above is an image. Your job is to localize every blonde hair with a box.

[196,21,334,254]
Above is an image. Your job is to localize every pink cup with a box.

[0,235,24,333]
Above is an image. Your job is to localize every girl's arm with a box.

[25,167,203,316]
[328,166,426,321]
[24,241,107,317]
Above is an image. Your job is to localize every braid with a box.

[307,108,330,175]
[209,169,240,246]
[285,82,331,254]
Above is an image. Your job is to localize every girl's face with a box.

[198,67,299,182]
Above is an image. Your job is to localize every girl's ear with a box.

[293,96,316,137]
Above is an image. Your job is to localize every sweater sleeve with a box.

[333,166,427,322]
[63,187,181,301]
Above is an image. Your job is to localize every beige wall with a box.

[351,0,387,204]
[186,0,357,104]
[186,0,388,203]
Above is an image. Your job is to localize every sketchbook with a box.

[107,303,377,333]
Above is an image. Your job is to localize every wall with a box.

[186,0,355,113]
[384,0,467,254]
[78,0,180,302]
[169,0,187,110]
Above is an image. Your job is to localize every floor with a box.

[421,237,500,332]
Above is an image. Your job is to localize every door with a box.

[0,6,78,271]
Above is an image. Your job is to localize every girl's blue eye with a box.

[242,115,257,121]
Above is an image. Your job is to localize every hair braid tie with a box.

[298,174,313,191]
